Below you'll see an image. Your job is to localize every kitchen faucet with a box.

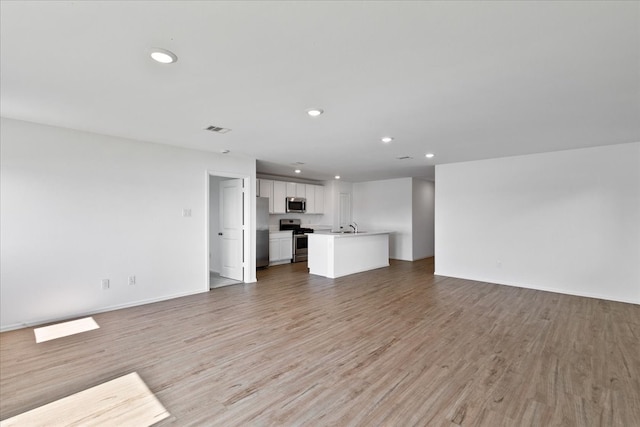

[350,222,358,233]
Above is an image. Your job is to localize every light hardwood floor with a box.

[1,259,639,426]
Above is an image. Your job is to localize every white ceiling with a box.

[1,1,638,182]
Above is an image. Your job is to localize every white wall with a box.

[435,142,640,304]
[353,178,413,261]
[412,178,435,260]
[0,118,257,331]
[324,179,353,231]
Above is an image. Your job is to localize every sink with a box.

[330,230,367,234]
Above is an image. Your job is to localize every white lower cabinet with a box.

[269,231,292,264]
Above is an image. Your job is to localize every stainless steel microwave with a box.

[286,197,306,213]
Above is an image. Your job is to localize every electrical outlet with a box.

[101,279,110,290]
[496,260,502,268]
[128,275,136,285]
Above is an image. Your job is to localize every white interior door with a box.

[219,178,244,281]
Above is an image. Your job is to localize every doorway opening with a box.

[207,172,250,289]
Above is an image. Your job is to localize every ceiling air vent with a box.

[396,156,413,160]
[204,125,231,134]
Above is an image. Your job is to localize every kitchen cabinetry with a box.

[315,186,324,214]
[258,179,274,213]
[285,182,307,198]
[305,185,315,214]
[257,178,324,214]
[269,231,292,264]
[273,181,287,213]
[285,182,296,197]
[305,184,324,214]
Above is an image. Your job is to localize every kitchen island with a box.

[308,231,390,278]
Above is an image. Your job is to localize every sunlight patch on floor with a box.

[0,372,170,427]
[34,317,100,343]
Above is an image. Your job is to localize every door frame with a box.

[206,170,254,290]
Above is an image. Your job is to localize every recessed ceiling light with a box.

[381,136,394,143]
[425,153,435,158]
[306,108,324,117]
[335,175,341,180]
[150,48,178,64]
[294,169,301,174]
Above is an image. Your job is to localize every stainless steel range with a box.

[279,219,314,263]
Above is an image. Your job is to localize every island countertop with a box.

[307,231,390,278]
[310,230,392,238]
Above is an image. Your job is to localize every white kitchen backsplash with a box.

[268,213,326,231]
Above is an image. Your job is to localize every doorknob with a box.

[218,232,223,236]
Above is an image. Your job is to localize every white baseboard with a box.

[0,289,207,333]
[434,271,639,306]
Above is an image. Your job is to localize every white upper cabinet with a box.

[258,179,274,213]
[305,184,316,214]
[257,178,323,214]
[273,181,287,213]
[304,184,324,214]
[284,182,307,198]
[286,182,296,197]
[314,185,324,214]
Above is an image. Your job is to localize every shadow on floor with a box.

[210,272,243,289]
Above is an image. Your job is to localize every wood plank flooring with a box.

[1,258,639,426]
[0,372,170,427]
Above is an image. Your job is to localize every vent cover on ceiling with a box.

[396,156,413,160]
[204,125,231,134]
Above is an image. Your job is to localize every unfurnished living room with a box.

[0,1,638,426]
